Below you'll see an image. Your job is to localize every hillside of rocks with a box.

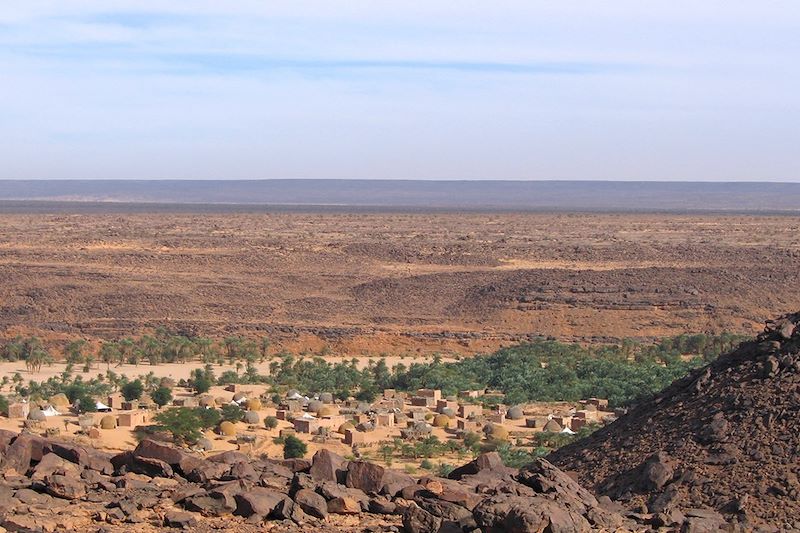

[550,311,800,530]
[0,429,641,533]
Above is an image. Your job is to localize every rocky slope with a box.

[550,311,800,531]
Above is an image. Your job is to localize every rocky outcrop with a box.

[550,311,800,530]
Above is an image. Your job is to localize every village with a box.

[0,378,618,470]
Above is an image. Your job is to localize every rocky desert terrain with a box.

[0,209,798,353]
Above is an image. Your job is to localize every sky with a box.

[1,1,798,181]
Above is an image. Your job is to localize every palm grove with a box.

[0,328,745,411]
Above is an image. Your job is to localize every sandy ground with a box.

[0,355,454,385]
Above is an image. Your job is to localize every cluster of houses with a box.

[8,392,152,432]
[4,383,617,454]
[275,387,616,447]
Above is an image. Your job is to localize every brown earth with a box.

[1,211,799,353]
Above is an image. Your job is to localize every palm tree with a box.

[26,348,48,373]
[195,337,215,363]
[100,342,121,369]
[224,336,243,364]
[119,338,135,366]
[64,340,87,364]
[259,337,271,362]
[3,337,25,361]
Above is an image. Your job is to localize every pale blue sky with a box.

[1,2,798,180]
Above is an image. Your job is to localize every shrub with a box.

[435,463,454,477]
[121,379,144,402]
[463,431,481,448]
[420,459,433,470]
[283,435,307,459]
[193,375,213,394]
[264,416,278,430]
[151,386,173,407]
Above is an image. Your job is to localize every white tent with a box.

[95,401,112,412]
[42,405,60,417]
[560,427,576,435]
[287,392,304,400]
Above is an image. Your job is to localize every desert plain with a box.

[0,209,798,353]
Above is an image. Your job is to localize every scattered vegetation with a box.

[282,434,307,459]
[0,330,747,412]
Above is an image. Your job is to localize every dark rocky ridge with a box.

[550,311,800,530]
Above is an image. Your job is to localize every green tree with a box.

[264,416,278,431]
[121,379,144,401]
[193,375,213,394]
[64,340,87,364]
[153,408,206,445]
[99,342,121,369]
[283,435,307,459]
[221,403,244,422]
[151,386,173,407]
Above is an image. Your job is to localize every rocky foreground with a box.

[0,428,641,533]
[5,313,800,532]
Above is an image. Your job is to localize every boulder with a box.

[317,481,369,509]
[243,411,260,425]
[368,496,397,514]
[4,433,47,474]
[112,451,174,478]
[280,457,312,473]
[639,452,675,492]
[346,460,385,494]
[49,442,114,475]
[380,469,416,497]
[438,488,485,511]
[309,449,348,483]
[327,496,361,514]
[27,409,47,422]
[31,453,78,483]
[226,460,259,481]
[196,438,214,451]
[294,488,328,519]
[186,460,230,483]
[133,439,200,474]
[234,487,293,518]
[184,492,237,516]
[208,450,249,464]
[473,494,592,533]
[403,504,442,533]
[517,458,599,509]
[448,452,508,480]
[44,474,87,500]
[164,510,198,529]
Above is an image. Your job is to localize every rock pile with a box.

[550,311,800,530]
[0,428,634,532]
